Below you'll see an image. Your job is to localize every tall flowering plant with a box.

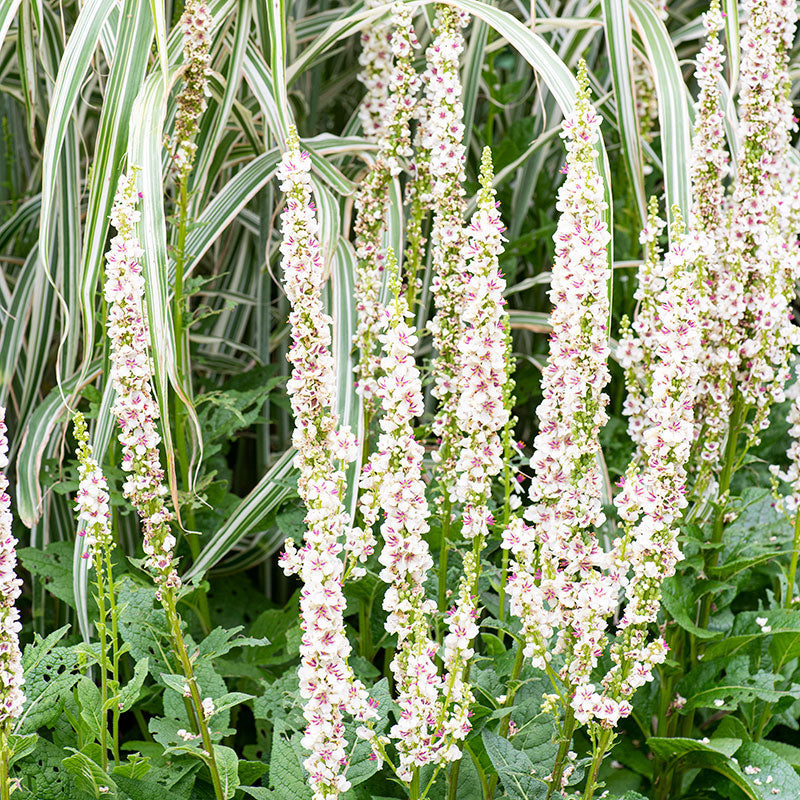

[605,206,701,764]
[104,173,226,800]
[0,409,23,800]
[353,2,421,414]
[502,61,616,794]
[73,412,121,769]
[276,129,376,800]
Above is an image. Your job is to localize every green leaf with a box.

[62,748,117,798]
[117,657,150,712]
[482,729,545,800]
[7,733,38,767]
[213,744,240,799]
[19,626,83,733]
[736,742,800,800]
[268,729,312,800]
[17,738,82,800]
[77,675,103,741]
[18,541,76,608]
[206,692,254,718]
[112,753,152,780]
[661,573,721,640]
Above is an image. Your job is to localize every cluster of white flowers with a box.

[105,173,180,594]
[169,0,213,176]
[355,251,445,779]
[502,63,617,726]
[619,198,665,449]
[357,0,393,143]
[275,130,377,800]
[607,208,702,720]
[424,5,470,480]
[686,1,736,483]
[353,3,421,409]
[73,413,113,562]
[0,408,24,727]
[451,148,509,526]
[726,0,799,443]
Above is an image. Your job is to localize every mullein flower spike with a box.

[353,2,421,410]
[105,173,180,595]
[276,129,377,800]
[502,62,617,726]
[170,0,213,176]
[0,409,23,727]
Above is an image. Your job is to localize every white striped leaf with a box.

[631,0,693,224]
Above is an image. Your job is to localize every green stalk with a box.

[410,767,421,800]
[163,591,224,800]
[546,706,576,800]
[785,510,800,608]
[172,171,211,636]
[582,729,613,800]
[485,644,525,800]
[105,550,121,762]
[497,419,514,637]
[695,395,744,643]
[0,730,10,800]
[437,494,452,618]
[93,552,110,771]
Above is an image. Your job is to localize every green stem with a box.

[486,644,526,800]
[105,551,121,763]
[786,511,800,608]
[0,730,10,800]
[172,171,211,636]
[359,600,372,660]
[697,396,743,632]
[437,495,452,617]
[163,591,224,800]
[410,767,420,800]
[582,729,613,800]
[93,553,110,772]
[546,706,576,800]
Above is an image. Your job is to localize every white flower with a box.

[0,408,24,727]
[503,63,615,721]
[105,173,180,593]
[353,3,422,409]
[276,129,377,800]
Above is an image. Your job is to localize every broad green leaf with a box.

[62,749,117,798]
[117,657,150,712]
[482,729,545,800]
[267,730,312,800]
[213,744,240,799]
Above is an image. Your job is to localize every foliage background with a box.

[1,0,800,798]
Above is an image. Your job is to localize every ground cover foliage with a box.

[1,0,800,799]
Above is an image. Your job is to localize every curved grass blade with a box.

[723,0,739,89]
[182,448,297,582]
[631,0,692,223]
[601,0,646,227]
[266,0,291,145]
[15,361,103,529]
[0,0,22,45]
[78,0,154,382]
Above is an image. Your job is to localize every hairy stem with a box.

[163,591,224,800]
